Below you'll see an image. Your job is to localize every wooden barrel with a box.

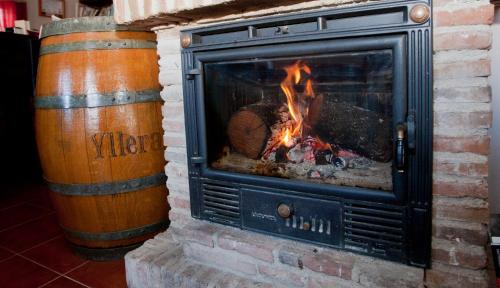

[35,17,169,260]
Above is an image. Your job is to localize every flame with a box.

[282,128,292,147]
[305,80,314,98]
[261,60,333,160]
[278,61,315,144]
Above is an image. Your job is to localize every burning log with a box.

[307,94,392,162]
[227,102,279,159]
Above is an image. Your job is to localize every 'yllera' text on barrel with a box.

[35,17,169,260]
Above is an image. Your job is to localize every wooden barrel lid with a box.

[40,16,148,39]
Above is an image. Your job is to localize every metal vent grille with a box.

[344,203,404,257]
[201,180,240,226]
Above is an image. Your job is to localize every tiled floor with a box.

[0,182,127,288]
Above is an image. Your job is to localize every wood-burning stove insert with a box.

[181,0,432,267]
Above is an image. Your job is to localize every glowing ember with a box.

[305,136,333,152]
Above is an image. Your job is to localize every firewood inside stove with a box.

[227,101,279,159]
[307,94,393,162]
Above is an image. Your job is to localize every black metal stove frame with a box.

[180,0,432,267]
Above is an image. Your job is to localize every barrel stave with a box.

[49,186,168,232]
[35,49,160,98]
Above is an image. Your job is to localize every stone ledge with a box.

[125,222,493,287]
[127,221,426,288]
[113,0,362,27]
[125,233,274,288]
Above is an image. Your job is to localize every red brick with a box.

[163,133,186,147]
[165,147,187,163]
[184,242,258,276]
[432,238,487,269]
[175,259,222,287]
[434,136,490,155]
[165,162,188,178]
[354,259,424,288]
[160,84,183,102]
[302,253,353,280]
[236,279,274,288]
[434,59,490,79]
[163,119,185,132]
[435,206,489,224]
[159,70,182,86]
[307,278,355,288]
[434,29,491,51]
[218,232,274,263]
[434,162,488,178]
[434,111,492,129]
[278,245,309,269]
[175,263,215,287]
[433,178,488,198]
[278,245,356,280]
[433,197,489,224]
[164,102,184,116]
[434,86,491,103]
[435,4,494,27]
[167,210,191,227]
[173,223,217,247]
[168,196,190,210]
[433,219,488,246]
[212,273,241,288]
[433,0,454,7]
[258,265,307,287]
[425,262,488,288]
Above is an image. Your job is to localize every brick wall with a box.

[427,0,493,286]
[116,0,495,287]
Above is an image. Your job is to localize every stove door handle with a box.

[395,124,406,172]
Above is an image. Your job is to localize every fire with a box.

[281,128,293,147]
[261,60,333,160]
[279,60,315,144]
[282,128,291,144]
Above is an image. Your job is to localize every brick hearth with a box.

[113,0,494,287]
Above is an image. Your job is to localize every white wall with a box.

[490,7,500,214]
[15,0,78,31]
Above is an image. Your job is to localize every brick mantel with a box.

[113,0,368,27]
[115,0,495,287]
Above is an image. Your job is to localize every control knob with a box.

[277,203,292,218]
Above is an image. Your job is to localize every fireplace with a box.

[181,1,432,267]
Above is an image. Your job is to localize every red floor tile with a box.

[17,183,54,210]
[42,276,88,288]
[0,203,52,231]
[0,183,127,288]
[0,195,24,211]
[1,181,54,211]
[67,259,127,288]
[0,256,59,288]
[0,214,62,252]
[22,236,88,274]
[0,246,14,262]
